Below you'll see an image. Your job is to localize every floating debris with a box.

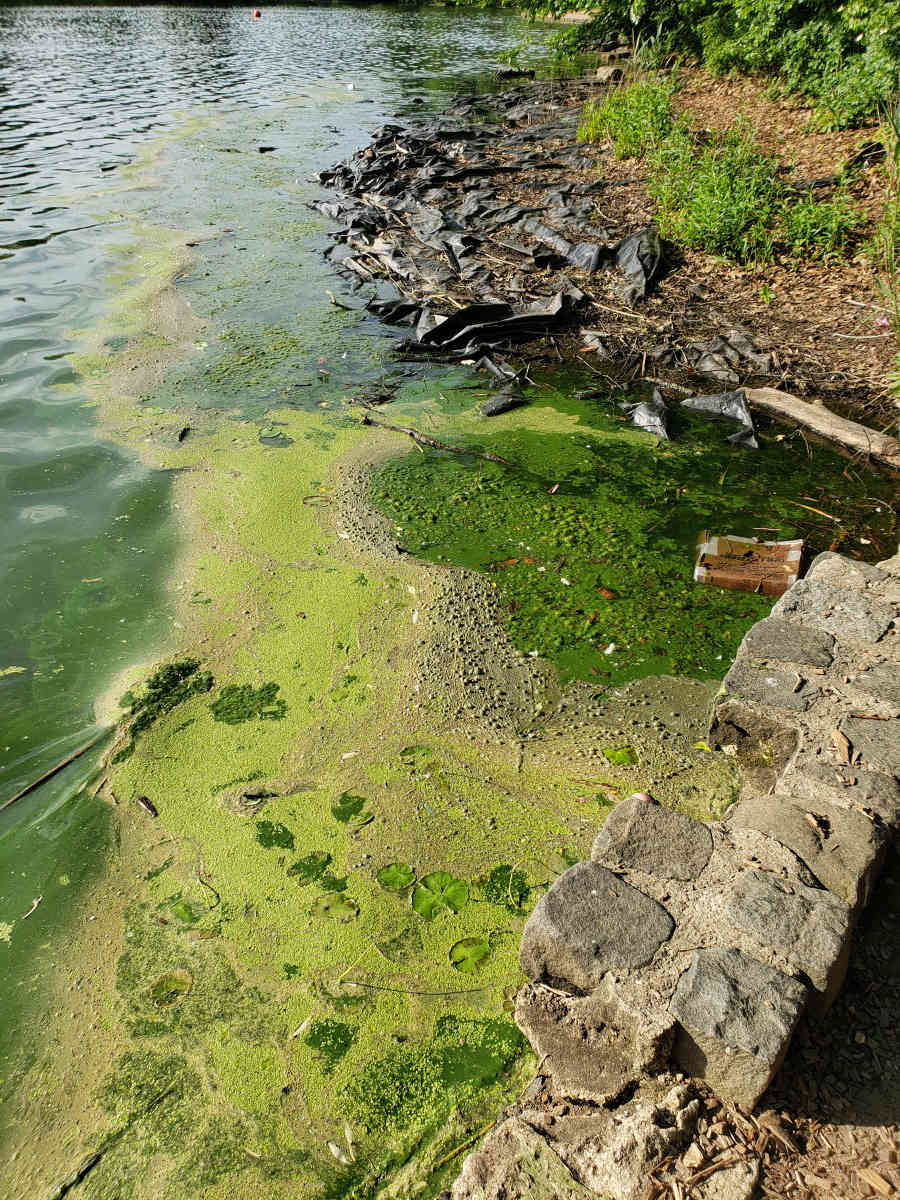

[694,534,803,596]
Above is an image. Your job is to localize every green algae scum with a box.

[2,12,899,1200]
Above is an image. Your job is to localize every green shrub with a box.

[577,77,675,158]
[649,123,778,262]
[779,188,866,259]
[528,0,900,129]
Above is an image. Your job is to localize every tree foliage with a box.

[529,0,900,127]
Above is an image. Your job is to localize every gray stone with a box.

[721,660,818,710]
[851,663,900,708]
[708,700,798,793]
[839,716,900,775]
[515,978,674,1104]
[727,869,851,1009]
[519,861,675,990]
[772,578,895,643]
[728,792,888,908]
[670,947,807,1109]
[591,794,713,881]
[790,760,900,826]
[452,1117,593,1200]
[742,617,834,667]
[805,551,889,590]
[548,1083,700,1200]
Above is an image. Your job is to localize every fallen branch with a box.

[356,411,517,467]
[1,730,110,812]
[745,387,900,470]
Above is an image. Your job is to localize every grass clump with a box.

[649,121,779,261]
[780,186,866,260]
[578,77,675,157]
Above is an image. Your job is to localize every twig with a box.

[356,412,517,467]
[196,862,221,909]
[434,1121,495,1171]
[47,1086,175,1200]
[342,978,491,997]
[2,730,110,812]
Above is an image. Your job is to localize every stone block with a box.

[591,794,713,880]
[670,947,807,1109]
[741,617,834,667]
[788,760,900,827]
[519,861,674,990]
[727,869,851,1010]
[772,578,894,643]
[452,1117,593,1200]
[708,699,798,793]
[804,551,888,590]
[515,977,674,1104]
[721,660,818,711]
[840,715,900,775]
[728,792,888,908]
[850,663,900,709]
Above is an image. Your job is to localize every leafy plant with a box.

[780,187,866,259]
[578,76,676,158]
[650,121,778,262]
[411,871,469,920]
[602,746,637,766]
[479,864,530,913]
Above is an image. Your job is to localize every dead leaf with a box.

[832,728,852,764]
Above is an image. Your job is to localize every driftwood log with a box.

[745,387,900,471]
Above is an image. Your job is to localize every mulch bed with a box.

[317,67,898,431]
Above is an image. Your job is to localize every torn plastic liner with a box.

[621,387,669,438]
[616,227,662,305]
[682,390,758,449]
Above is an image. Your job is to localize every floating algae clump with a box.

[209,680,286,723]
[344,1015,525,1134]
[114,659,213,762]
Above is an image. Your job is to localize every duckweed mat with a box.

[372,381,897,685]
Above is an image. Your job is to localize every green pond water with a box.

[0,7,896,1199]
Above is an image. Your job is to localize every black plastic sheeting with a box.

[621,387,669,439]
[682,389,759,449]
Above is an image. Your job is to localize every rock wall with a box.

[452,551,898,1200]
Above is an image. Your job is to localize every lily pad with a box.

[319,872,348,894]
[148,969,193,1007]
[310,894,359,923]
[376,863,416,892]
[168,897,201,926]
[376,922,423,964]
[602,746,638,767]
[411,871,469,920]
[398,744,432,768]
[449,936,490,973]
[287,851,332,884]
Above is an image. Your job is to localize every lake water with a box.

[0,0,544,1090]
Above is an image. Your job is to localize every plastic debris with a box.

[682,389,759,449]
[621,387,669,438]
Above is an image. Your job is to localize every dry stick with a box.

[342,978,490,997]
[434,1121,496,1171]
[47,1085,175,1200]
[356,411,517,467]
[1,730,110,812]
